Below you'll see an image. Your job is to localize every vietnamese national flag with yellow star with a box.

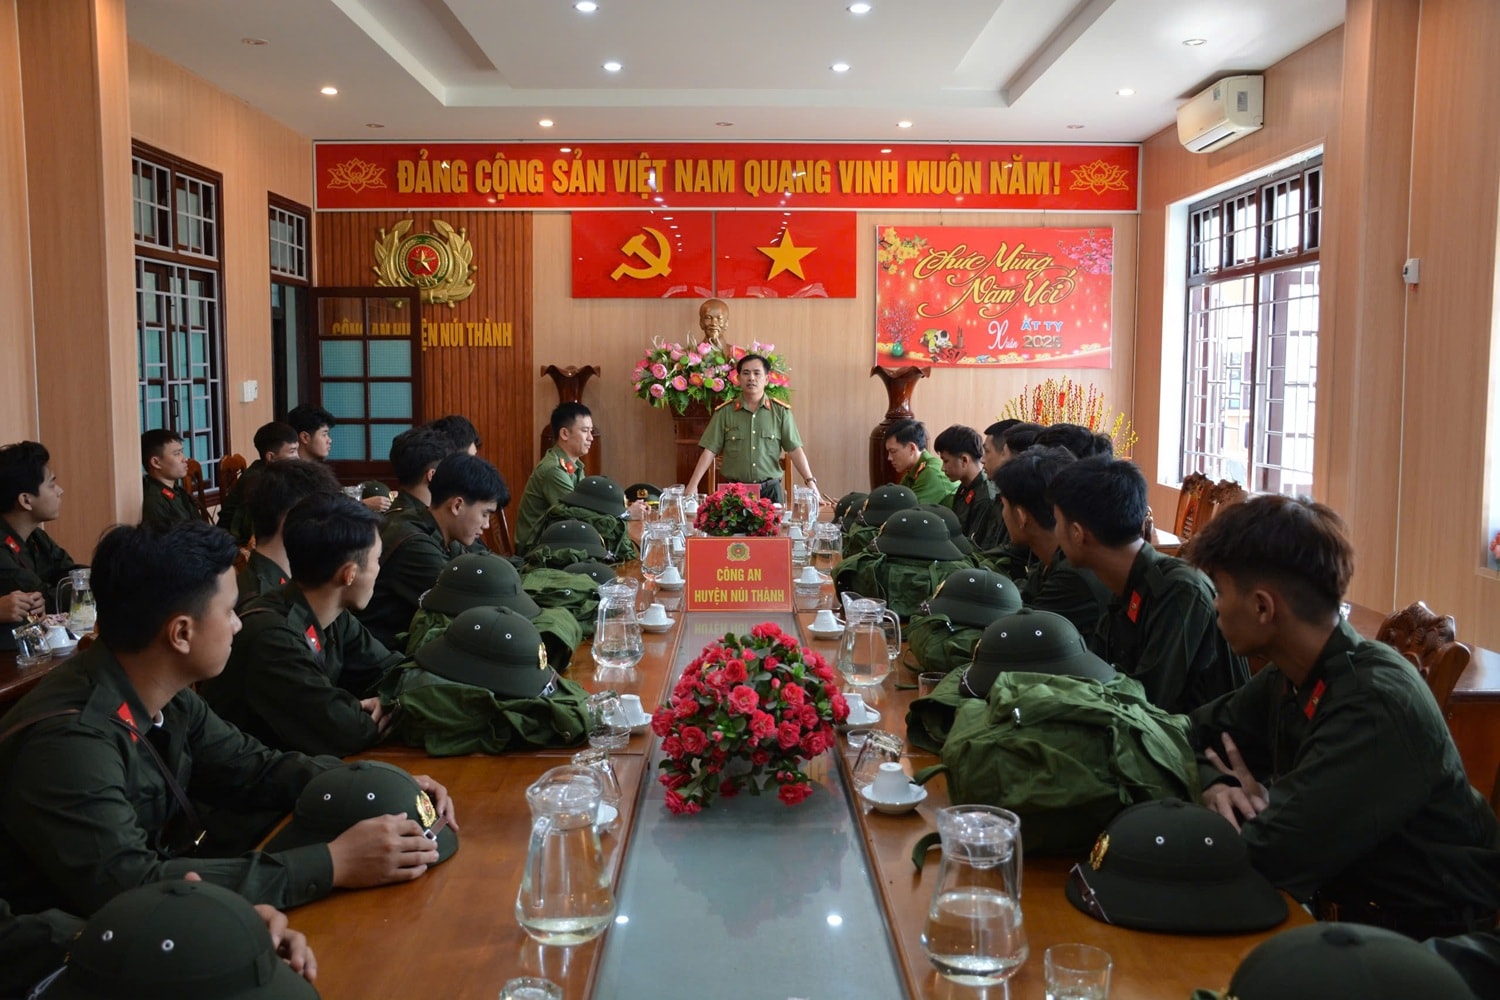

[712,212,857,298]
[571,211,714,298]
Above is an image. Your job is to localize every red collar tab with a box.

[160,487,175,499]
[115,702,139,742]
[278,574,287,586]
[560,458,575,474]
[963,488,976,505]
[3,536,18,554]
[304,625,322,654]
[1126,591,1143,623]
[1303,679,1327,720]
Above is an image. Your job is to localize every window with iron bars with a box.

[1183,156,1321,496]
[132,142,228,493]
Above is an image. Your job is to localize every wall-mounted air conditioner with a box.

[1177,75,1264,153]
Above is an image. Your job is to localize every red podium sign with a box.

[684,537,794,612]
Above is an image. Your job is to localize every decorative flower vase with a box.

[540,364,600,474]
[868,365,930,489]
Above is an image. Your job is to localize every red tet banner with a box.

[875,226,1114,369]
[316,142,1138,212]
[684,537,793,612]
[571,211,858,298]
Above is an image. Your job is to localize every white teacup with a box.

[619,694,647,723]
[871,761,909,801]
[46,625,73,648]
[642,603,670,626]
[798,565,822,584]
[658,565,683,585]
[812,609,840,631]
[844,692,867,720]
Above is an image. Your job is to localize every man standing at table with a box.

[1184,495,1500,939]
[0,441,79,647]
[884,419,957,505]
[140,429,202,530]
[686,353,818,505]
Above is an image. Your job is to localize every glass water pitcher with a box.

[56,568,95,634]
[515,765,616,945]
[922,804,1027,986]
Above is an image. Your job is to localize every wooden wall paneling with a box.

[0,1,36,443]
[315,211,534,531]
[1394,0,1500,651]
[532,210,1137,501]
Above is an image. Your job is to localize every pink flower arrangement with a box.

[654,622,848,813]
[632,338,791,415]
[693,482,780,537]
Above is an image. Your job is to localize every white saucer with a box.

[48,640,79,655]
[627,713,653,733]
[641,618,674,633]
[859,782,928,815]
[806,622,844,639]
[596,803,619,827]
[794,572,832,586]
[656,577,685,591]
[839,706,881,729]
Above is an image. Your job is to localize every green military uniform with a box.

[357,507,452,650]
[384,488,426,527]
[531,502,637,564]
[215,459,264,545]
[0,644,339,916]
[899,450,958,505]
[833,551,973,621]
[203,584,403,757]
[1021,548,1112,638]
[0,898,82,997]
[1092,544,1248,714]
[516,446,586,552]
[699,397,802,501]
[140,476,200,531]
[1189,618,1500,934]
[234,550,287,610]
[948,473,1002,551]
[522,567,601,640]
[0,516,78,649]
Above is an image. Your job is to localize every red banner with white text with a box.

[874,226,1114,369]
[316,142,1138,212]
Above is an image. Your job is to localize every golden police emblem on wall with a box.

[372,219,477,307]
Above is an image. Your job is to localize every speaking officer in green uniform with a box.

[994,445,1112,638]
[0,441,80,648]
[140,429,203,531]
[934,424,1003,551]
[1050,456,1248,714]
[205,495,404,757]
[0,519,454,918]
[1184,495,1500,940]
[516,402,591,551]
[884,419,958,506]
[235,459,342,609]
[686,353,819,505]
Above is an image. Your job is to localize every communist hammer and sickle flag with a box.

[611,226,672,280]
[571,212,713,298]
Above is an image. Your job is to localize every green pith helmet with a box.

[266,760,458,862]
[534,519,609,559]
[561,475,628,516]
[415,606,558,699]
[916,502,974,554]
[925,568,1023,628]
[873,509,964,561]
[622,482,661,504]
[563,560,617,586]
[42,880,320,999]
[860,484,919,527]
[834,491,868,531]
[963,608,1113,697]
[421,552,540,618]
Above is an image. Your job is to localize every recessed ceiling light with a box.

[574,1,598,11]
[241,37,267,46]
[560,146,572,153]
[848,2,872,13]
[1066,123,1085,130]
[880,147,892,153]
[1183,37,1207,46]
[366,122,385,129]
[603,60,622,72]
[320,86,339,96]
[538,118,554,127]
[1116,88,1135,97]
[831,62,850,73]
[716,121,734,127]
[897,120,913,128]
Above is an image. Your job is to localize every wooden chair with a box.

[1200,479,1247,525]
[1173,472,1212,538]
[182,459,211,522]
[1376,601,1470,713]
[220,453,248,494]
[484,508,515,556]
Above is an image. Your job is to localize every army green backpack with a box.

[833,551,973,620]
[380,663,591,756]
[904,613,984,676]
[910,670,1198,855]
[521,567,601,639]
[538,502,639,563]
[401,605,583,670]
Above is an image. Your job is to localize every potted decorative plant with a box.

[632,339,791,416]
[999,377,1139,457]
[693,483,780,537]
[652,622,849,813]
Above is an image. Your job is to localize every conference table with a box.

[286,576,1311,1000]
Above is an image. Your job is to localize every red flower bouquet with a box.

[652,622,849,814]
[693,482,780,537]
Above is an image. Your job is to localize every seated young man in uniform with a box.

[1185,495,1500,939]
[0,441,80,647]
[139,428,201,530]
[934,424,1002,551]
[427,414,481,456]
[236,459,341,608]
[216,421,299,546]
[1035,422,1114,459]
[516,402,592,552]
[993,445,1112,637]
[1049,456,1247,713]
[285,403,389,515]
[358,453,507,649]
[883,418,957,505]
[0,519,453,917]
[206,494,404,756]
[382,427,454,527]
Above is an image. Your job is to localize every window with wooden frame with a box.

[132,142,228,493]
[269,195,311,418]
[1182,156,1322,496]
